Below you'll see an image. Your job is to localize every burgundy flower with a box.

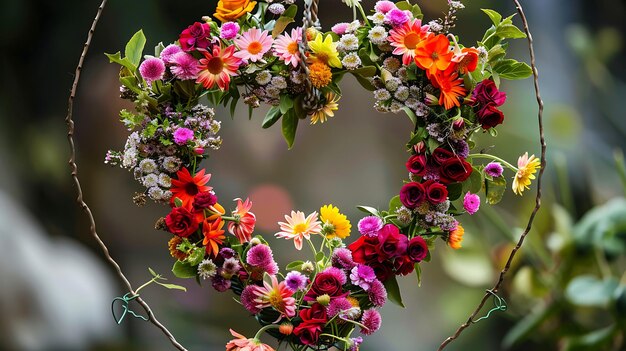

[431,148,455,165]
[348,236,380,264]
[394,255,415,276]
[439,157,473,184]
[399,182,426,209]
[473,79,507,107]
[293,303,328,345]
[477,103,505,129]
[423,180,448,204]
[304,270,346,301]
[179,22,212,52]
[406,154,427,176]
[165,207,199,237]
[407,236,428,262]
[377,224,408,259]
[369,262,394,282]
[193,191,217,210]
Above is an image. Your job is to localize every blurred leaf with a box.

[383,275,405,308]
[502,302,560,348]
[148,267,158,278]
[563,324,617,351]
[573,198,626,256]
[272,15,295,37]
[155,282,187,292]
[125,29,146,68]
[565,275,619,307]
[441,249,493,287]
[485,176,506,205]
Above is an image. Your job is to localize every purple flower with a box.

[160,44,183,64]
[331,22,349,35]
[326,297,353,317]
[211,275,231,292]
[484,162,504,177]
[220,22,240,40]
[385,9,410,27]
[268,3,285,15]
[240,285,262,313]
[358,216,383,237]
[219,247,236,259]
[463,192,480,215]
[173,127,194,145]
[452,139,470,159]
[171,52,201,80]
[246,244,274,267]
[285,271,308,291]
[222,257,241,275]
[360,309,382,335]
[139,57,165,83]
[367,279,387,307]
[350,264,376,291]
[323,266,347,285]
[331,247,356,270]
[348,337,363,351]
[375,1,396,14]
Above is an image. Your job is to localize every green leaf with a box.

[272,16,295,37]
[286,260,304,271]
[315,251,325,262]
[148,267,158,278]
[415,263,422,287]
[154,42,165,57]
[281,108,298,149]
[485,175,506,205]
[279,94,294,114]
[351,72,375,91]
[447,183,463,201]
[383,275,405,308]
[105,52,136,73]
[282,4,297,18]
[469,166,483,194]
[565,275,619,307]
[411,4,423,19]
[172,261,197,279]
[389,195,402,213]
[481,9,502,26]
[155,282,187,292]
[356,206,379,216]
[402,106,417,125]
[262,106,282,129]
[493,59,532,80]
[395,1,412,11]
[125,30,147,68]
[496,23,527,40]
[502,302,560,348]
[563,325,617,351]
[487,44,507,64]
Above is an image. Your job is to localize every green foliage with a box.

[383,275,405,308]
[125,30,147,68]
[172,261,197,279]
[485,175,506,205]
[281,108,298,149]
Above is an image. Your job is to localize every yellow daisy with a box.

[308,33,342,68]
[512,152,541,195]
[310,93,339,125]
[319,204,351,239]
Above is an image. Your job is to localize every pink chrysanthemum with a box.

[220,22,240,40]
[273,28,302,68]
[463,192,480,215]
[197,45,241,91]
[171,52,201,80]
[331,22,350,35]
[246,244,274,267]
[275,210,322,250]
[327,297,353,317]
[350,264,376,291]
[331,247,355,270]
[368,279,387,307]
[234,28,273,63]
[360,309,382,335]
[160,44,183,64]
[173,127,194,145]
[323,266,347,285]
[139,57,165,83]
[484,162,504,177]
[375,1,397,14]
[388,19,431,65]
[241,285,262,314]
[252,275,296,322]
[357,216,383,237]
[284,271,308,291]
[229,198,256,243]
[385,9,411,27]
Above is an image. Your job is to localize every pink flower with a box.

[385,9,411,27]
[375,1,397,14]
[357,216,383,237]
[360,309,382,335]
[234,28,273,63]
[331,22,350,35]
[179,22,211,52]
[197,45,241,91]
[228,198,256,243]
[139,57,165,83]
[225,329,275,351]
[463,192,480,215]
[170,52,201,80]
[220,22,240,40]
[484,162,504,177]
[240,285,262,314]
[331,247,355,270]
[251,275,296,321]
[367,279,387,307]
[326,297,353,317]
[160,44,183,64]
[285,271,308,291]
[173,127,194,145]
[246,244,274,267]
[350,264,376,290]
[273,28,302,68]
[275,210,322,250]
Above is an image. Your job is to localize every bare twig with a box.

[65,1,187,350]
[437,0,547,349]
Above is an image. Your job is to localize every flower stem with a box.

[253,324,280,341]
[467,153,517,171]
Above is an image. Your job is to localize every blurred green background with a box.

[1,0,625,350]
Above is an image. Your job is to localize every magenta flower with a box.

[360,309,382,335]
[331,22,350,35]
[173,127,194,145]
[463,192,481,215]
[179,22,211,51]
[211,275,231,292]
[484,162,504,177]
[375,1,397,14]
[171,52,201,80]
[367,279,387,307]
[246,244,274,267]
[285,271,308,291]
[160,44,182,64]
[326,297,353,317]
[323,266,347,285]
[385,9,411,27]
[357,216,383,237]
[139,57,165,83]
[350,264,376,291]
[331,247,356,270]
[240,285,262,314]
[220,22,240,40]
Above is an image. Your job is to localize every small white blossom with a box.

[368,26,388,45]
[339,34,359,52]
[373,89,391,101]
[255,70,272,85]
[342,52,361,70]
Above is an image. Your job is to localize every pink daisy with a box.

[273,28,302,68]
[197,44,241,91]
[251,275,296,322]
[275,210,322,250]
[139,57,165,83]
[234,28,273,63]
[388,19,431,65]
[171,52,201,80]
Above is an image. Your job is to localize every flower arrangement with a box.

[104,0,539,349]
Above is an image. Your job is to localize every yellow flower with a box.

[308,33,342,68]
[320,204,351,239]
[310,92,339,124]
[214,0,257,22]
[448,224,464,249]
[512,152,541,195]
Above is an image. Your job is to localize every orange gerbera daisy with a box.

[388,19,431,65]
[203,217,226,257]
[452,47,479,75]
[228,198,256,243]
[197,44,241,91]
[430,65,466,110]
[414,34,454,75]
[448,224,464,249]
[170,168,212,208]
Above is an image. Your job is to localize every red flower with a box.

[423,180,448,204]
[170,168,212,208]
[473,79,507,107]
[369,261,394,282]
[293,304,328,345]
[399,182,426,209]
[165,207,199,237]
[394,255,415,276]
[476,103,505,130]
[439,157,473,184]
[431,148,455,165]
[304,270,346,302]
[377,224,408,259]
[407,236,428,262]
[228,198,256,243]
[348,236,380,264]
[179,22,212,52]
[406,154,427,176]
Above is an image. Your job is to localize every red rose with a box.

[399,182,426,209]
[407,236,428,262]
[179,22,212,52]
[304,270,346,301]
[423,180,448,204]
[165,207,199,237]
[406,154,427,176]
[439,157,472,184]
[472,79,507,107]
[294,303,327,345]
[477,103,505,129]
[369,261,394,282]
[432,148,455,165]
[377,224,408,259]
[348,236,379,264]
[394,255,415,276]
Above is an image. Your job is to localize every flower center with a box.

[404,33,420,49]
[185,183,199,196]
[293,223,307,234]
[315,52,330,64]
[248,41,263,55]
[207,57,224,74]
[268,290,285,311]
[431,52,439,60]
[287,41,299,54]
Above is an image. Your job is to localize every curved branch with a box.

[65,1,188,350]
[437,0,547,349]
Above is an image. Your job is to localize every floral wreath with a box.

[67,0,544,350]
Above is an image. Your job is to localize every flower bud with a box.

[316,294,331,306]
[279,322,294,335]
[414,141,426,155]
[301,261,315,275]
[249,237,262,246]
[452,117,465,130]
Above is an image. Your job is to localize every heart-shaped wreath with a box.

[66,0,545,350]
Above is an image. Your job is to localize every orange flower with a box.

[430,65,466,110]
[214,0,257,22]
[168,236,188,261]
[203,217,226,257]
[225,329,275,351]
[308,61,332,88]
[170,168,212,208]
[448,224,464,249]
[414,34,454,75]
[197,45,241,91]
[228,198,256,243]
[388,19,431,65]
[452,47,479,75]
